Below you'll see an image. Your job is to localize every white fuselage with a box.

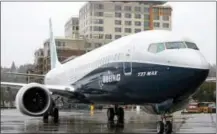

[44,30,210,86]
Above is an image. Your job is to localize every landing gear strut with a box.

[43,101,59,123]
[107,104,124,122]
[157,114,173,134]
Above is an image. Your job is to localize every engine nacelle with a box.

[15,83,52,117]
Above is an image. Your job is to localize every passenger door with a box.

[123,44,134,76]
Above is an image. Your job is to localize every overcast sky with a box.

[1,2,216,68]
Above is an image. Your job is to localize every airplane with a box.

[1,18,210,134]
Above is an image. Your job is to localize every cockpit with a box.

[148,41,199,53]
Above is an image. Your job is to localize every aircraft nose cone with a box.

[190,51,210,70]
[176,49,210,70]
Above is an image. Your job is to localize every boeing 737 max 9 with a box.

[1,19,210,134]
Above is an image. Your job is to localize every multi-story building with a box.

[32,48,44,83]
[32,37,86,78]
[151,4,172,30]
[34,48,44,74]
[64,17,80,39]
[78,1,172,51]
[43,37,86,73]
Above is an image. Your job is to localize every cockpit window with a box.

[148,41,199,53]
[148,44,158,53]
[148,43,165,53]
[157,43,165,52]
[165,42,186,49]
[185,42,199,50]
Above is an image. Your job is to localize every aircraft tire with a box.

[53,107,59,123]
[165,121,172,134]
[107,108,115,121]
[43,112,49,123]
[156,121,164,134]
[117,107,124,122]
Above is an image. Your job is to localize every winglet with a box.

[49,18,61,69]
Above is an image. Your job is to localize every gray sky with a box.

[1,2,216,68]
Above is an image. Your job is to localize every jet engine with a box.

[15,83,52,117]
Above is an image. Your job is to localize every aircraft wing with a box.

[4,72,45,77]
[0,82,77,99]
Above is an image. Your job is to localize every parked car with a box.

[208,103,216,113]
[186,102,200,113]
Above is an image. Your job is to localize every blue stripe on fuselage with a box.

[73,62,209,105]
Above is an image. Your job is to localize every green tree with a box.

[193,82,216,102]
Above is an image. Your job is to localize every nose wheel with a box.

[156,115,173,134]
[107,105,124,123]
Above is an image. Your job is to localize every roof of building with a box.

[43,37,85,43]
[109,1,167,5]
[65,16,79,27]
[153,3,172,8]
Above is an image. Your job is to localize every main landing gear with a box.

[156,114,173,134]
[43,101,59,123]
[107,104,124,123]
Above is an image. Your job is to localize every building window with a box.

[95,43,102,47]
[163,8,171,14]
[62,42,65,47]
[99,34,103,39]
[134,6,141,12]
[125,13,131,18]
[135,21,141,26]
[135,29,141,33]
[144,21,149,27]
[94,19,104,24]
[135,14,141,19]
[105,34,112,39]
[163,23,169,28]
[125,21,132,26]
[76,26,79,30]
[115,27,122,32]
[163,16,169,21]
[124,6,131,11]
[115,12,122,18]
[56,41,61,46]
[154,22,160,27]
[154,15,159,20]
[144,14,149,20]
[115,35,122,39]
[153,8,159,13]
[115,5,121,11]
[94,4,104,9]
[94,12,103,16]
[115,20,122,25]
[86,43,91,48]
[144,7,149,12]
[125,28,131,33]
[93,26,104,31]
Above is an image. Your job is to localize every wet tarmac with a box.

[1,109,216,133]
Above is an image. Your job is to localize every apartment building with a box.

[64,17,80,38]
[151,4,172,30]
[32,38,86,79]
[78,1,172,51]
[32,48,44,83]
[43,37,86,73]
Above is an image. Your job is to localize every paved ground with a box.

[1,109,216,133]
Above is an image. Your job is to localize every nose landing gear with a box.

[107,104,124,123]
[157,114,173,134]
